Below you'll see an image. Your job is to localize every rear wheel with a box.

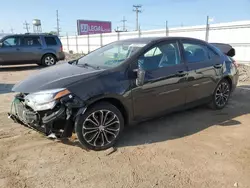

[41,54,56,66]
[209,79,231,110]
[75,102,124,151]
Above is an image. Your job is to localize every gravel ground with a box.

[238,64,250,82]
[0,63,250,188]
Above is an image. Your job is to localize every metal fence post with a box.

[205,16,209,42]
[75,33,78,54]
[166,21,169,37]
[87,33,90,53]
[66,32,69,52]
[117,32,120,41]
[100,33,103,47]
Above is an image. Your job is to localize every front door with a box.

[131,40,188,120]
[180,39,222,103]
[0,36,21,64]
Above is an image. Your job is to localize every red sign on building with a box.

[77,20,112,35]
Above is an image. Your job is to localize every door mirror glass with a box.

[135,59,145,86]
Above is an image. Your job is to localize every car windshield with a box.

[76,41,147,69]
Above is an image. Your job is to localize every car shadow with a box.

[60,86,250,150]
[116,85,250,148]
[0,65,42,72]
[0,83,15,94]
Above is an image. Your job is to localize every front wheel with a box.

[75,102,124,151]
[209,79,231,110]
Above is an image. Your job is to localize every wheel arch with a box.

[222,75,233,90]
[85,97,129,126]
[41,53,57,62]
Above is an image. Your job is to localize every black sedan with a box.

[8,37,239,151]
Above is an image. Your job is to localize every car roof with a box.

[2,33,58,37]
[119,36,206,43]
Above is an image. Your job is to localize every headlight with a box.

[24,88,70,111]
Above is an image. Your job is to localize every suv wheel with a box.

[209,79,231,110]
[75,102,124,151]
[41,54,56,66]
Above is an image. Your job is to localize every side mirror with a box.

[134,66,145,86]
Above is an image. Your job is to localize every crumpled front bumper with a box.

[8,95,68,137]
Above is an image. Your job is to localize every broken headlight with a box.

[24,88,70,111]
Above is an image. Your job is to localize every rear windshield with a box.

[44,37,57,46]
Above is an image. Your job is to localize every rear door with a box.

[0,36,21,64]
[132,40,188,120]
[19,36,43,62]
[180,39,222,103]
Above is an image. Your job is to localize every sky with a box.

[1,0,250,35]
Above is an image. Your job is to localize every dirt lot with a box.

[1,64,250,188]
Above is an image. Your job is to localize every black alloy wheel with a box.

[75,102,124,151]
[209,79,231,110]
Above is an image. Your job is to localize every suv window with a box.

[2,37,19,47]
[45,37,57,46]
[183,42,219,63]
[139,42,180,71]
[21,36,42,46]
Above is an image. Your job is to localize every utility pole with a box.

[121,16,127,31]
[23,20,30,33]
[1,30,4,34]
[56,10,61,36]
[133,5,142,31]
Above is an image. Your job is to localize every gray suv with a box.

[0,33,65,66]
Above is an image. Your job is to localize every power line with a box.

[56,10,61,36]
[121,16,127,31]
[133,5,142,31]
[23,20,30,33]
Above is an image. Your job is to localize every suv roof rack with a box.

[24,32,55,35]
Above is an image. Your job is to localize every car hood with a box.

[12,63,104,93]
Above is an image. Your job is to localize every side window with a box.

[21,36,42,46]
[45,37,57,46]
[207,47,219,59]
[139,42,180,71]
[183,43,209,63]
[144,47,162,57]
[2,37,19,47]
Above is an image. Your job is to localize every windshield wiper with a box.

[80,63,100,70]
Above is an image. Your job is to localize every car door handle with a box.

[176,71,187,77]
[214,64,222,68]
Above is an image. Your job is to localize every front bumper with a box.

[8,94,73,137]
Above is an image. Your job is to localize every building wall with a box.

[60,20,250,62]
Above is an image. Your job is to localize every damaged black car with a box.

[8,37,239,151]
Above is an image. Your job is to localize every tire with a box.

[75,102,124,151]
[208,79,231,110]
[41,54,56,66]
